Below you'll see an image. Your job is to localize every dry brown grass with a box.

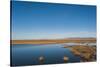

[11,38,96,44]
[68,45,96,61]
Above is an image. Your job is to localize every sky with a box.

[11,1,96,40]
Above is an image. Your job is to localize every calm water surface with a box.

[11,44,81,66]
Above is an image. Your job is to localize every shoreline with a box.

[11,38,96,44]
[64,45,96,61]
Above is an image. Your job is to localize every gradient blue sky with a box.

[11,1,96,40]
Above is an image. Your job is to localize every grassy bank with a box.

[11,38,96,44]
[64,45,96,62]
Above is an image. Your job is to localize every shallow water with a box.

[11,44,82,66]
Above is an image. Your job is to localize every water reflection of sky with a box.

[11,43,96,66]
[11,44,82,66]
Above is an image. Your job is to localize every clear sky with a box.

[11,1,96,40]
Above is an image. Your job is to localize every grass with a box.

[11,38,96,44]
[65,45,96,61]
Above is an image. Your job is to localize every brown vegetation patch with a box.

[68,45,96,61]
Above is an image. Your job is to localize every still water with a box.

[11,44,81,66]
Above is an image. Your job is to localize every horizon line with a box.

[11,37,96,40]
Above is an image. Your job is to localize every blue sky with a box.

[11,1,96,40]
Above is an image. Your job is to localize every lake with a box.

[11,44,84,66]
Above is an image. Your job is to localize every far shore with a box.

[11,38,96,44]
